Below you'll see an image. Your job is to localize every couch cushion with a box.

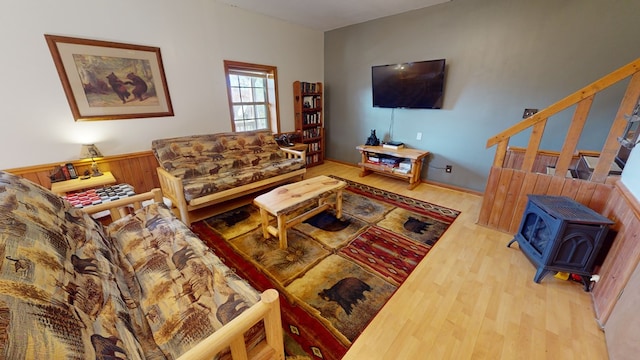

[152,130,283,179]
[0,171,156,359]
[182,157,305,202]
[106,202,262,357]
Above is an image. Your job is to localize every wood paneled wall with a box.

[5,151,161,194]
[593,181,640,326]
[478,166,615,234]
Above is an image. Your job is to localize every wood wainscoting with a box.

[593,181,640,326]
[5,151,161,194]
[478,165,615,234]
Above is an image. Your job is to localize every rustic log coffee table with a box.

[253,175,347,249]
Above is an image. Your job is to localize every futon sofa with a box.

[0,170,283,359]
[152,130,306,226]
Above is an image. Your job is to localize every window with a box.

[224,60,280,133]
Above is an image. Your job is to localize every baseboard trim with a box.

[422,180,484,197]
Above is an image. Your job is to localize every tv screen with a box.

[372,59,446,109]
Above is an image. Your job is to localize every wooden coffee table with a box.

[253,175,347,249]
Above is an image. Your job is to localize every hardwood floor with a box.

[306,161,608,360]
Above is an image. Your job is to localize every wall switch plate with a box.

[523,108,539,118]
[416,132,422,140]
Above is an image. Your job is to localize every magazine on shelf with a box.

[382,141,404,150]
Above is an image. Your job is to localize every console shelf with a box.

[356,145,430,190]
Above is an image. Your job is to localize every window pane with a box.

[254,88,265,102]
[229,74,239,87]
[233,105,244,120]
[231,87,241,102]
[242,105,254,118]
[244,119,256,131]
[240,87,253,102]
[256,104,266,118]
[238,75,251,87]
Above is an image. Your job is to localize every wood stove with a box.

[508,195,613,291]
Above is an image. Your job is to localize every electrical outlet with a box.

[445,165,452,173]
[416,132,422,140]
[523,108,539,118]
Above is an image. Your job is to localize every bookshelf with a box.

[293,81,324,167]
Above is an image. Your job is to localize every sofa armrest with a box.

[83,188,164,221]
[156,167,190,224]
[176,289,284,360]
[280,145,306,160]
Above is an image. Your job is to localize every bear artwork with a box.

[318,277,371,315]
[125,73,148,101]
[106,72,130,104]
[106,72,148,104]
[403,216,430,234]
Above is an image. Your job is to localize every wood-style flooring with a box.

[306,161,608,360]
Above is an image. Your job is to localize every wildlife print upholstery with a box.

[152,130,306,202]
[0,171,262,359]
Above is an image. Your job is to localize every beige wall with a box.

[0,0,323,169]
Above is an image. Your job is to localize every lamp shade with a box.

[79,144,103,160]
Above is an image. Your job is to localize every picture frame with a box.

[45,34,174,121]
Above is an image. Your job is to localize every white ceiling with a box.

[215,0,451,31]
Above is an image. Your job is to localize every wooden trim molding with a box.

[5,151,153,175]
[3,151,161,194]
[615,180,640,220]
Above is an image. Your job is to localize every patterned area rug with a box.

[191,176,460,359]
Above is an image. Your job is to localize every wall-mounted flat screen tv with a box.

[372,59,446,109]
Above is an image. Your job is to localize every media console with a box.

[356,145,429,190]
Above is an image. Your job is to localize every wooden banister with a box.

[592,72,640,182]
[554,96,594,176]
[486,57,640,148]
[486,57,640,184]
[480,57,640,234]
[493,140,509,167]
[521,119,547,172]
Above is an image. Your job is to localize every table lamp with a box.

[80,144,104,177]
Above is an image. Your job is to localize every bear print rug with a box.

[191,176,460,360]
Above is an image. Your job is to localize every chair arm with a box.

[156,167,190,225]
[280,146,306,160]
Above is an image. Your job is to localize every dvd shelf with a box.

[356,145,430,190]
[294,81,324,167]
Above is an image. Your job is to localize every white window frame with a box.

[224,60,280,133]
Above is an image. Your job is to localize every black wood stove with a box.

[508,195,613,291]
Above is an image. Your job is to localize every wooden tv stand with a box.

[356,145,429,190]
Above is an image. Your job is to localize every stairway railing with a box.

[486,58,640,183]
[479,58,640,232]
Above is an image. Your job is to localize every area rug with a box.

[191,176,460,359]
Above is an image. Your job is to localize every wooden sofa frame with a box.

[157,147,307,226]
[83,188,285,360]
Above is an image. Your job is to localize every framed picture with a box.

[45,34,174,121]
